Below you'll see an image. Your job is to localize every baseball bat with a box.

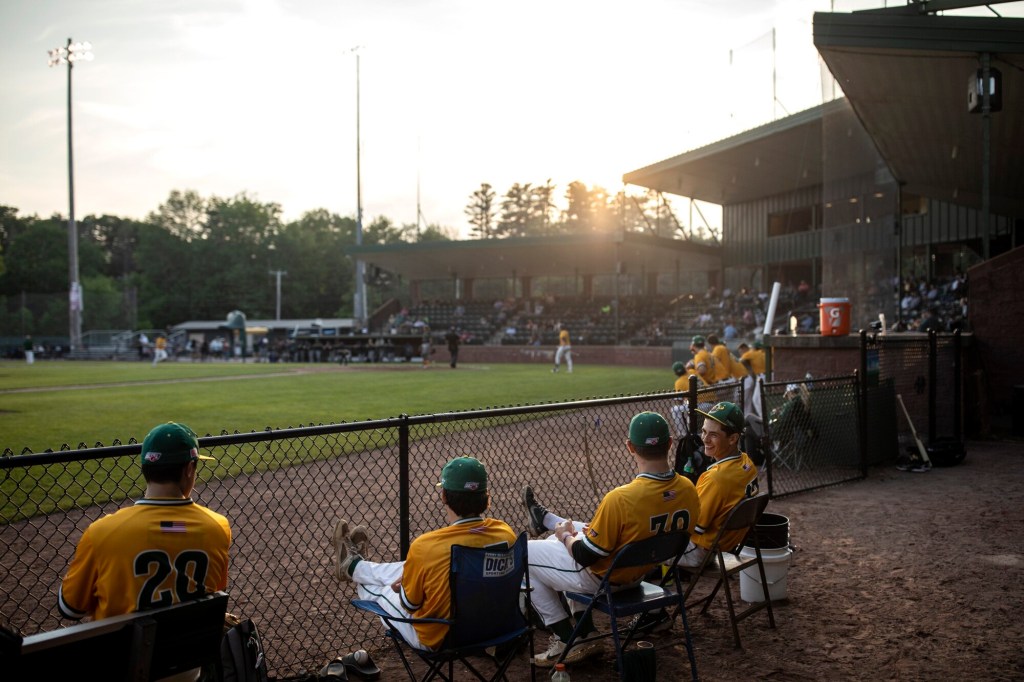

[896,394,932,466]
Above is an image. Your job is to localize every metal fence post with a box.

[687,375,698,435]
[398,413,410,560]
[954,329,963,443]
[928,329,937,445]
[859,330,868,478]
[758,376,774,498]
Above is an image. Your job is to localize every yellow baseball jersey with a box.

[155,337,167,350]
[400,517,517,650]
[711,345,733,382]
[59,498,231,621]
[581,472,700,585]
[691,349,716,385]
[674,375,688,392]
[559,329,571,346]
[740,348,766,376]
[692,452,759,552]
[730,350,747,379]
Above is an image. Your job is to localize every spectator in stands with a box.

[797,279,811,301]
[58,422,232,682]
[723,321,738,341]
[23,335,34,365]
[917,307,943,333]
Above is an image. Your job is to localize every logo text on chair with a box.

[483,553,514,578]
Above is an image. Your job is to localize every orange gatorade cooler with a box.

[818,297,851,336]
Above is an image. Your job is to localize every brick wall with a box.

[968,246,1024,409]
[457,344,671,367]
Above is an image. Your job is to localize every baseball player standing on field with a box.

[521,412,700,667]
[331,456,515,651]
[552,324,573,373]
[58,422,231,680]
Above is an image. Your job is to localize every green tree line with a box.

[1,182,697,337]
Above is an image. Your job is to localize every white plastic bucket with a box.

[739,546,793,602]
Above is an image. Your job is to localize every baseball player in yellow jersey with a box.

[552,324,573,373]
[707,334,735,384]
[152,335,169,366]
[332,457,515,651]
[58,422,231,622]
[670,361,691,436]
[687,335,717,386]
[674,401,759,568]
[740,340,768,418]
[522,412,700,667]
[730,342,748,381]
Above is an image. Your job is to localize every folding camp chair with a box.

[352,532,534,682]
[561,532,698,682]
[769,386,814,471]
[679,493,776,648]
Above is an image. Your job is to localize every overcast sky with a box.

[2,0,1017,237]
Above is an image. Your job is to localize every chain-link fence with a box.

[0,380,849,678]
[759,374,864,498]
[861,330,964,464]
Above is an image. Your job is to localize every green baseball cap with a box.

[140,422,213,467]
[672,361,685,375]
[437,456,488,492]
[754,340,764,350]
[628,412,671,448]
[691,335,706,346]
[696,401,744,433]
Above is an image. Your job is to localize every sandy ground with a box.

[355,438,1024,681]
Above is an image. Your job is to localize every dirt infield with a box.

[5,428,1022,680]
[358,438,1024,681]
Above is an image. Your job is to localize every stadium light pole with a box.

[48,38,93,353]
[269,269,287,320]
[350,46,368,332]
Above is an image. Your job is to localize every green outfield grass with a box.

[0,360,671,454]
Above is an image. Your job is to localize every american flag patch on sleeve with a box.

[160,521,186,533]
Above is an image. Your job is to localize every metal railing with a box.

[1,381,859,678]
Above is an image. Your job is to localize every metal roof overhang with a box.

[622,98,880,205]
[347,232,721,281]
[813,11,1024,217]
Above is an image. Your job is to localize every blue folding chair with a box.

[562,532,698,682]
[352,532,535,682]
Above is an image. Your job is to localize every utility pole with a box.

[351,46,368,331]
[269,270,287,320]
[48,38,93,352]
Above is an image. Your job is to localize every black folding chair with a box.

[2,591,228,681]
[352,532,534,682]
[562,532,698,682]
[679,493,776,648]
